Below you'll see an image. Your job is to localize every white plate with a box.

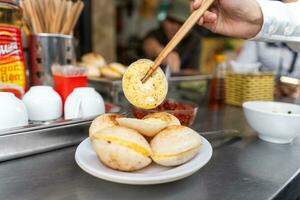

[75,136,213,185]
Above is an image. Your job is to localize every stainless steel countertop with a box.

[0,106,300,200]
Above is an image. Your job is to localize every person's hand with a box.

[165,51,181,73]
[274,83,298,99]
[143,38,163,58]
[292,87,300,99]
[190,0,264,39]
[144,38,180,72]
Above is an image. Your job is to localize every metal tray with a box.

[0,104,122,162]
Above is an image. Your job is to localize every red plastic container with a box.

[53,74,87,103]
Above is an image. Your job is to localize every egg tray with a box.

[0,117,92,162]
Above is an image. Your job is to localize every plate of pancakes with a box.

[75,112,213,185]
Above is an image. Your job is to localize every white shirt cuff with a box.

[251,0,300,42]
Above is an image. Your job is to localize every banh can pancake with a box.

[143,112,181,126]
[122,59,168,109]
[89,113,124,140]
[92,126,152,171]
[116,117,168,137]
[150,125,202,166]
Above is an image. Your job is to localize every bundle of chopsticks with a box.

[21,0,84,35]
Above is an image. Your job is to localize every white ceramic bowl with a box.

[0,92,28,130]
[243,101,300,144]
[64,87,105,119]
[23,86,63,121]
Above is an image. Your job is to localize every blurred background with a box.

[73,0,243,74]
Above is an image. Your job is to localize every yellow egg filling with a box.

[151,144,202,159]
[93,134,152,157]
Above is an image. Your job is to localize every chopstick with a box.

[62,1,84,35]
[141,0,215,83]
[21,0,84,35]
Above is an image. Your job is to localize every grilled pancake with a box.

[122,59,168,109]
[92,126,152,171]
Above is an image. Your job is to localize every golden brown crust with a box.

[92,126,152,171]
[150,125,202,166]
[108,62,127,75]
[122,59,168,109]
[81,53,106,68]
[89,113,124,139]
[116,117,167,137]
[100,67,122,79]
[143,112,180,126]
[85,65,101,77]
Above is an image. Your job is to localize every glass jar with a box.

[208,54,227,109]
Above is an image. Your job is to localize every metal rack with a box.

[0,104,121,162]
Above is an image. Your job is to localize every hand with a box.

[191,0,263,39]
[143,38,163,58]
[143,38,180,72]
[274,83,298,99]
[292,87,300,99]
[165,51,181,73]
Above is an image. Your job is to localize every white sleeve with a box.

[251,0,300,52]
[236,41,258,63]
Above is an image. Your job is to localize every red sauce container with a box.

[53,74,87,104]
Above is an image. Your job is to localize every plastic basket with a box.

[225,72,275,106]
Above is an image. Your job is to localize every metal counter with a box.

[0,106,299,200]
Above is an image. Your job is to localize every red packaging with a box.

[0,26,27,98]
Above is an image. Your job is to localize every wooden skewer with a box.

[48,0,54,32]
[21,0,84,34]
[56,0,67,33]
[68,1,84,35]
[49,0,55,33]
[63,1,79,35]
[52,0,60,32]
[141,0,215,83]
[33,0,44,32]
[24,0,41,33]
[61,1,73,34]
[20,1,32,34]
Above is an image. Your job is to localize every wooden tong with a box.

[141,0,215,83]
